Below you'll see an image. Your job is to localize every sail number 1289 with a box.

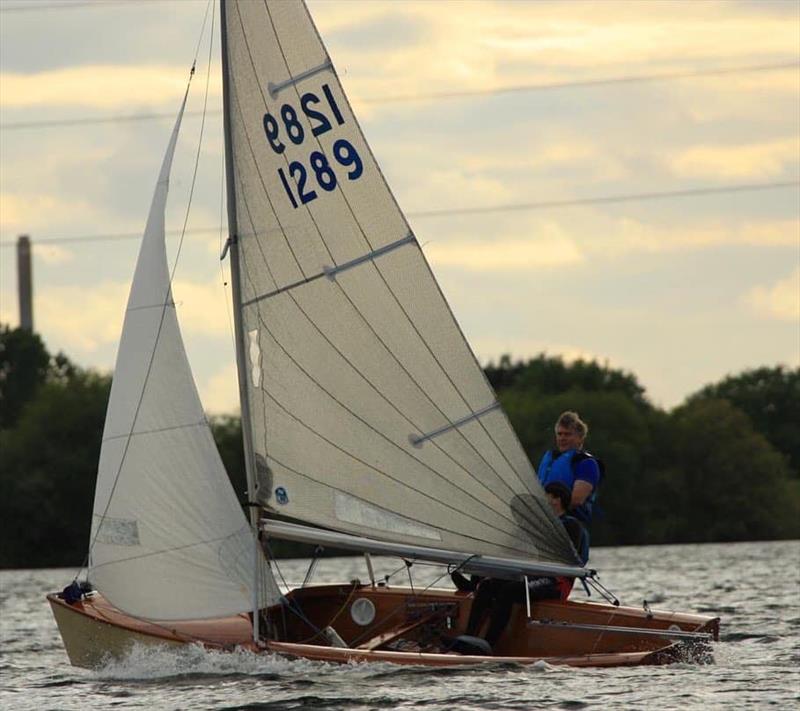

[262,84,364,209]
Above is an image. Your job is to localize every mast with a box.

[219,0,261,642]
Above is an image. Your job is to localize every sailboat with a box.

[48,0,719,669]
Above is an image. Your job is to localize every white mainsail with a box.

[89,90,278,621]
[223,0,576,566]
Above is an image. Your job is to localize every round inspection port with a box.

[350,597,376,626]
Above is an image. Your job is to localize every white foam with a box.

[90,643,329,680]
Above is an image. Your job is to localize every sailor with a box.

[459,482,589,652]
[537,410,603,525]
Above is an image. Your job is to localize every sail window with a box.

[93,516,140,547]
[248,329,262,388]
[334,492,442,541]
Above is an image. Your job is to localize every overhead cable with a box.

[1,60,796,131]
[1,179,796,248]
[360,60,799,104]
[0,1,142,12]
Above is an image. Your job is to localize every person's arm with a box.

[571,480,594,507]
[571,458,600,507]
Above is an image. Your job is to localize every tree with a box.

[0,370,111,568]
[0,325,50,429]
[651,398,800,542]
[210,414,246,505]
[500,387,655,545]
[689,366,800,476]
[0,325,78,430]
[487,353,651,411]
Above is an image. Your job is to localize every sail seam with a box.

[265,422,542,555]
[89,525,251,571]
[101,419,209,443]
[237,233,561,553]
[232,1,573,559]
[261,0,547,517]
[236,186,551,544]
[229,45,564,559]
[290,0,561,530]
[234,3,533,517]
[231,2,321,279]
[269,456,542,556]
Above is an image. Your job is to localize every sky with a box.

[0,0,798,413]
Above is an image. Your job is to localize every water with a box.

[1,541,798,710]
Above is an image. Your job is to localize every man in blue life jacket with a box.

[537,410,603,526]
[454,482,589,653]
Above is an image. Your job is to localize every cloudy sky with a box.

[1,0,798,413]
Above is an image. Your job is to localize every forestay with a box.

[223,0,576,566]
[89,91,278,621]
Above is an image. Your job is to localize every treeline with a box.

[1,325,798,568]
[485,355,799,546]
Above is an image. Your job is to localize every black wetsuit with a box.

[464,515,588,648]
[465,576,560,646]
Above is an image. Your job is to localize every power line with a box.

[361,60,800,104]
[1,110,220,131]
[1,60,796,131]
[408,180,800,220]
[0,0,155,12]
[1,180,796,248]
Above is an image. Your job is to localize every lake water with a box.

[1,540,798,710]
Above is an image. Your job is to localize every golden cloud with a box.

[200,361,241,415]
[745,268,800,321]
[668,138,800,181]
[424,227,584,271]
[588,217,800,255]
[33,275,230,356]
[0,65,219,110]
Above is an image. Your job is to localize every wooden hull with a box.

[48,584,719,670]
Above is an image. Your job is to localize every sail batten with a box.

[224,0,576,567]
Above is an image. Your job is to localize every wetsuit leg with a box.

[465,578,504,636]
[485,578,561,647]
[484,582,526,646]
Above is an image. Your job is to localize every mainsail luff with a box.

[89,80,278,621]
[223,0,576,566]
[220,0,263,640]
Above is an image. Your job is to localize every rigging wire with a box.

[228,14,564,555]
[77,0,215,580]
[1,60,796,131]
[228,0,565,554]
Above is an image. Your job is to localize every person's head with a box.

[545,482,571,515]
[554,411,588,452]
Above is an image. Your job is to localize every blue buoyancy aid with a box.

[537,449,601,525]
